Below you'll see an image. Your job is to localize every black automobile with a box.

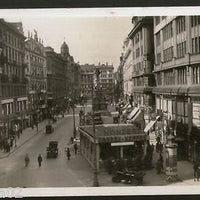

[46,141,58,158]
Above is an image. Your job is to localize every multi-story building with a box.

[114,54,124,103]
[0,19,28,139]
[25,30,47,124]
[122,37,134,101]
[45,46,66,111]
[80,64,95,98]
[80,63,114,101]
[99,63,114,101]
[128,16,155,127]
[153,16,200,160]
[60,41,81,102]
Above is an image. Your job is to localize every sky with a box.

[2,9,133,70]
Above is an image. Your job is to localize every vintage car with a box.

[46,141,58,158]
[46,124,54,134]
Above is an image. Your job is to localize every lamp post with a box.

[72,88,76,138]
[92,71,99,187]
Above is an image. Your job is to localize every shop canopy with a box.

[127,107,139,120]
[79,124,146,143]
[144,116,160,133]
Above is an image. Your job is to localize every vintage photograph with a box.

[0,8,200,193]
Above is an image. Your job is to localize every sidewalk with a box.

[0,119,49,159]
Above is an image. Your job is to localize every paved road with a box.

[0,106,94,187]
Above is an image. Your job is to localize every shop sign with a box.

[193,103,200,127]
[111,141,134,146]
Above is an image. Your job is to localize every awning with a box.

[144,116,160,133]
[128,109,142,123]
[122,103,129,110]
[122,104,132,114]
[127,107,139,120]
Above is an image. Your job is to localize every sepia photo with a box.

[0,7,200,197]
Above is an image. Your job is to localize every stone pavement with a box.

[0,119,51,159]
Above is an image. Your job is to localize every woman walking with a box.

[66,148,71,160]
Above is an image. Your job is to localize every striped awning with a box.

[127,107,139,120]
[144,116,160,133]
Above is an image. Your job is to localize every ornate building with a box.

[25,30,47,124]
[0,19,27,139]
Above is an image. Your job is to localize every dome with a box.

[61,41,69,57]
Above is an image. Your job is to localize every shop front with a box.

[79,124,146,171]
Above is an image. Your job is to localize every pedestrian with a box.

[70,136,74,144]
[74,143,78,155]
[197,165,200,182]
[10,138,13,148]
[25,153,30,167]
[193,161,199,181]
[66,148,71,160]
[37,154,43,167]
[159,154,164,170]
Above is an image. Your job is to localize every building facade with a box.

[153,16,200,160]
[0,19,28,139]
[80,64,95,99]
[60,41,81,102]
[128,17,155,126]
[114,54,124,103]
[80,63,114,101]
[25,30,47,125]
[122,37,134,100]
[45,46,66,111]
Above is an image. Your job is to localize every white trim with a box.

[1,99,14,104]
[17,97,28,101]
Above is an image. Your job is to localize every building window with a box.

[136,48,140,58]
[191,16,200,27]
[156,53,161,64]
[192,65,200,84]
[163,22,173,41]
[176,16,186,34]
[157,72,162,85]
[163,46,174,62]
[156,32,161,47]
[177,67,187,85]
[164,69,175,85]
[177,41,186,58]
[191,36,200,54]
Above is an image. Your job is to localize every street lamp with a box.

[92,71,99,187]
[72,89,76,138]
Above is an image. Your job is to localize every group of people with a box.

[24,153,43,168]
